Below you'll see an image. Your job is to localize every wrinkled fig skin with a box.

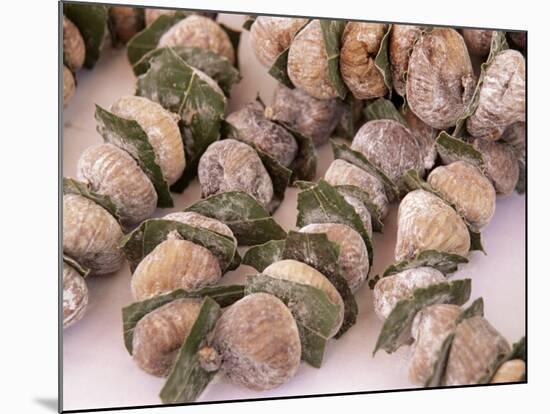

[408,304,461,384]
[407,28,476,129]
[144,9,217,27]
[132,298,202,377]
[472,138,519,195]
[389,25,423,97]
[250,17,309,67]
[110,96,186,186]
[263,260,344,337]
[63,15,86,72]
[226,102,299,167]
[401,105,438,170]
[63,65,75,107]
[373,267,446,320]
[158,15,235,64]
[163,211,236,244]
[339,193,373,238]
[444,316,511,385]
[466,50,526,141]
[109,6,143,44]
[491,359,526,383]
[63,194,124,275]
[77,143,158,224]
[340,22,388,99]
[325,159,389,219]
[63,263,89,329]
[198,139,274,210]
[428,161,496,229]
[271,84,344,146]
[299,223,370,293]
[351,120,425,188]
[131,238,222,301]
[461,29,494,57]
[212,293,301,391]
[287,20,340,100]
[501,122,526,163]
[395,190,470,261]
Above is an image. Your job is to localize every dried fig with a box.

[389,24,423,96]
[472,138,519,195]
[461,29,494,57]
[109,6,143,45]
[63,15,85,71]
[63,262,89,329]
[407,28,475,129]
[401,105,438,170]
[212,293,301,390]
[63,65,75,107]
[491,359,526,383]
[163,211,236,244]
[395,190,470,261]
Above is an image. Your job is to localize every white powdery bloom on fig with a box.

[63,263,89,329]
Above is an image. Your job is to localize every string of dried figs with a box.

[120,210,241,301]
[62,178,125,328]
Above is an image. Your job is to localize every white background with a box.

[1,0,547,413]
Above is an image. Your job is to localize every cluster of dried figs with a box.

[63,7,526,404]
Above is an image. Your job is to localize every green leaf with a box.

[331,140,400,201]
[185,191,287,246]
[334,95,365,139]
[478,336,526,384]
[435,132,486,173]
[122,286,243,354]
[297,180,373,267]
[62,177,120,221]
[63,254,90,278]
[126,13,187,66]
[382,250,468,278]
[219,23,242,69]
[242,16,256,31]
[255,147,292,212]
[373,279,472,354]
[275,121,317,183]
[268,49,295,89]
[94,104,173,208]
[63,4,108,69]
[242,240,286,272]
[245,274,339,367]
[453,31,509,137]
[365,97,407,126]
[333,184,384,233]
[319,19,348,99]
[133,46,241,96]
[160,297,222,403]
[118,218,237,273]
[282,231,358,338]
[135,48,226,194]
[374,24,393,94]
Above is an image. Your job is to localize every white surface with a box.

[62,13,526,411]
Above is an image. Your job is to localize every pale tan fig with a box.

[428,161,496,228]
[63,15,85,71]
[491,359,526,383]
[501,122,526,163]
[109,6,143,45]
[408,304,461,384]
[263,260,344,337]
[467,50,525,141]
[324,159,389,219]
[395,190,470,261]
[63,262,89,329]
[299,223,369,293]
[110,96,185,185]
[131,236,222,301]
[63,193,124,275]
[351,120,425,188]
[226,102,298,167]
[250,17,308,67]
[389,24,423,96]
[444,316,510,385]
[340,22,388,99]
[472,138,519,195]
[63,65,75,107]
[158,15,235,64]
[212,293,301,391]
[163,211,236,244]
[373,267,446,320]
[198,139,274,210]
[461,29,494,57]
[287,20,339,99]
[339,193,373,238]
[132,298,203,377]
[77,143,157,224]
[144,9,217,27]
[407,28,476,129]
[401,105,438,170]
[271,83,344,146]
